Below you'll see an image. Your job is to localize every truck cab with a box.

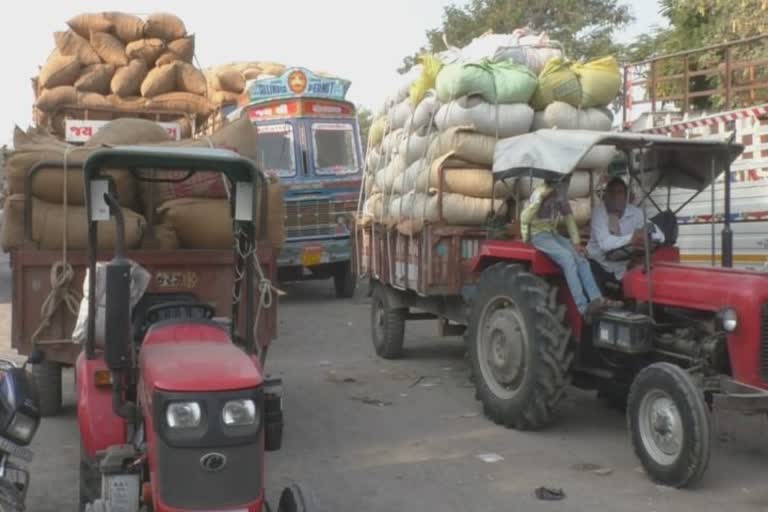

[227,67,363,297]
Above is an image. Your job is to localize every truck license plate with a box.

[302,246,324,267]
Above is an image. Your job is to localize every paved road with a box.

[1,260,766,511]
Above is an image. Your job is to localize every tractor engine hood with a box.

[139,323,264,393]
[624,262,768,312]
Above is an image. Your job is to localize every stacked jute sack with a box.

[33,12,213,137]
[1,116,284,253]
[204,61,288,107]
[360,28,621,234]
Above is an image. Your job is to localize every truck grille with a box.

[284,198,356,239]
[762,303,768,381]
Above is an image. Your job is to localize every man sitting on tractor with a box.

[587,177,665,293]
[520,177,621,317]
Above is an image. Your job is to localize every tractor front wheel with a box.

[370,284,406,359]
[31,360,62,417]
[277,483,315,512]
[467,263,573,430]
[80,446,100,511]
[627,362,711,488]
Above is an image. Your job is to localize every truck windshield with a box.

[312,122,359,176]
[256,124,296,178]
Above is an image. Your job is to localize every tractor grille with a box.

[761,303,768,381]
[284,197,356,239]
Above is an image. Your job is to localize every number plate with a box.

[301,246,324,267]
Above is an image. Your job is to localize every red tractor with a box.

[362,130,768,488]
[76,147,311,512]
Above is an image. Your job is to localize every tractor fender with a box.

[76,353,126,459]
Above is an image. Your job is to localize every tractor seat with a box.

[134,301,220,344]
[651,210,678,246]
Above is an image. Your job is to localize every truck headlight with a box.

[718,308,738,332]
[7,413,38,444]
[166,402,201,429]
[222,399,257,426]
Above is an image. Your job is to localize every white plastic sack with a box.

[366,148,384,173]
[539,102,614,131]
[388,98,414,131]
[434,97,534,138]
[381,128,405,158]
[72,260,151,345]
[578,145,616,170]
[493,45,562,74]
[515,170,594,199]
[374,155,407,194]
[407,91,441,133]
[398,129,433,166]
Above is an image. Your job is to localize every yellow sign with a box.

[155,271,199,289]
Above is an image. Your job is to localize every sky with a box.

[0,0,665,146]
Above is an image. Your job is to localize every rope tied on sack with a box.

[31,146,81,344]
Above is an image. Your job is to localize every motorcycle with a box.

[0,352,42,511]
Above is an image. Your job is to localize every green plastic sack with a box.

[410,54,443,106]
[573,56,621,108]
[436,61,538,104]
[531,57,581,111]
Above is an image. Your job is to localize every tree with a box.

[400,0,634,72]
[356,106,373,154]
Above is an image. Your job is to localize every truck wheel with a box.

[370,284,406,359]
[31,360,62,417]
[277,483,315,512]
[467,263,572,430]
[627,362,711,488]
[333,262,356,298]
[0,479,23,511]
[84,500,111,512]
[80,447,100,511]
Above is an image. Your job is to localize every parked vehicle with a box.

[359,130,768,488]
[218,67,363,297]
[77,146,308,511]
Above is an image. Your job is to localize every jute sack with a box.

[176,62,207,95]
[211,69,246,93]
[35,86,78,112]
[211,90,241,105]
[78,92,112,109]
[107,12,145,43]
[39,55,81,89]
[156,35,195,64]
[140,62,178,97]
[109,95,147,111]
[141,223,179,250]
[125,39,166,65]
[396,191,508,227]
[75,64,116,94]
[54,31,101,66]
[87,117,172,146]
[426,126,497,166]
[90,32,128,66]
[539,101,613,131]
[1,195,145,252]
[5,165,136,208]
[145,92,213,116]
[144,13,187,41]
[67,13,112,39]
[151,116,259,160]
[414,154,514,199]
[111,59,149,96]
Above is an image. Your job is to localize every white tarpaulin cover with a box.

[492,130,743,191]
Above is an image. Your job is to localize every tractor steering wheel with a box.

[135,302,217,342]
[605,241,661,262]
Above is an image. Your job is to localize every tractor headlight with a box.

[222,399,258,426]
[166,401,202,429]
[718,308,738,332]
[7,413,38,444]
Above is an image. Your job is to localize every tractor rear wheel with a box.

[31,360,62,417]
[627,362,711,488]
[370,284,406,359]
[467,263,573,430]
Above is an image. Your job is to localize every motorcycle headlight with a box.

[166,402,202,429]
[718,307,738,333]
[222,399,257,426]
[8,413,38,444]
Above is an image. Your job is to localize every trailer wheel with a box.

[79,447,100,511]
[628,362,711,488]
[333,262,357,298]
[370,284,406,359]
[467,263,572,430]
[31,360,62,417]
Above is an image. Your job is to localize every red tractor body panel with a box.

[140,323,264,393]
[76,353,127,458]
[624,262,768,388]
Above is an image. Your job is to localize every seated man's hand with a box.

[573,244,588,256]
[631,228,647,248]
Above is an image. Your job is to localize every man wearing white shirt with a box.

[587,177,665,292]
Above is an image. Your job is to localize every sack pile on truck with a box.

[32,12,213,135]
[1,116,285,252]
[360,27,622,234]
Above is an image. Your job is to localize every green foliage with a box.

[356,106,373,154]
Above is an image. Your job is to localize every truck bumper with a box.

[278,237,352,272]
